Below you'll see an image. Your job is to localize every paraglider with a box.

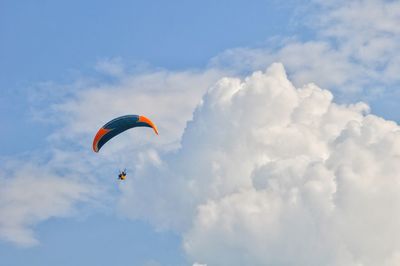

[92,114,158,180]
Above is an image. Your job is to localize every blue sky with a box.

[1,1,400,265]
[0,215,184,266]
[0,0,297,156]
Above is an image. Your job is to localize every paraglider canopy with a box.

[92,114,158,152]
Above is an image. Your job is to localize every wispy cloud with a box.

[211,0,400,107]
[0,162,96,246]
[0,62,226,246]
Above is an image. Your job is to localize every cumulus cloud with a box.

[117,63,400,265]
[3,3,400,263]
[4,57,399,265]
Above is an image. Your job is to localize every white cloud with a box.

[115,63,400,265]
[210,0,400,110]
[3,3,400,264]
[4,47,399,265]
[0,162,95,246]
[48,68,226,151]
[0,64,227,246]
[211,41,360,93]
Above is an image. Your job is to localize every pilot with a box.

[118,170,127,180]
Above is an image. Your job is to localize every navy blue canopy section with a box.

[92,115,158,152]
